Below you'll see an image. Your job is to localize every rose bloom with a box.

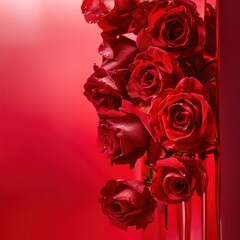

[84,66,129,113]
[137,0,205,59]
[99,179,156,230]
[150,77,216,153]
[151,156,207,204]
[98,106,151,168]
[81,0,139,36]
[127,47,183,103]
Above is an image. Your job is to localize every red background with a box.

[0,0,239,239]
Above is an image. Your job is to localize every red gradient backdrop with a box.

[0,0,240,239]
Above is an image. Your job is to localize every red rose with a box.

[81,0,139,36]
[149,77,216,152]
[126,47,183,103]
[137,0,205,59]
[99,36,139,71]
[99,179,156,230]
[84,66,129,113]
[81,0,113,23]
[98,106,150,168]
[151,156,207,204]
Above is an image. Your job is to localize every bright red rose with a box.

[81,0,139,36]
[98,106,151,168]
[149,77,216,152]
[84,66,129,113]
[99,36,139,71]
[99,179,156,230]
[126,47,183,103]
[137,0,205,59]
[151,156,207,204]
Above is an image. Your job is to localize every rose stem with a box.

[182,202,186,240]
[202,192,206,240]
[181,200,191,240]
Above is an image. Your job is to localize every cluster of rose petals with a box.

[82,0,217,231]
[149,77,216,152]
[98,108,151,168]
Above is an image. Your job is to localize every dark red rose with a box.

[204,79,218,111]
[127,47,183,103]
[197,57,216,84]
[146,139,167,165]
[151,156,207,204]
[98,106,151,168]
[168,4,216,83]
[137,0,205,59]
[81,0,139,36]
[130,1,156,35]
[179,54,216,84]
[205,3,216,57]
[84,66,129,113]
[99,36,139,71]
[149,77,216,152]
[99,179,156,230]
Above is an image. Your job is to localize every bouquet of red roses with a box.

[82,0,217,230]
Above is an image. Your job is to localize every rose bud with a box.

[137,0,206,59]
[99,179,156,230]
[151,156,207,204]
[127,47,183,103]
[149,77,216,153]
[84,66,130,113]
[98,106,151,168]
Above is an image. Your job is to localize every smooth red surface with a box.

[0,0,240,239]
[0,0,141,239]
